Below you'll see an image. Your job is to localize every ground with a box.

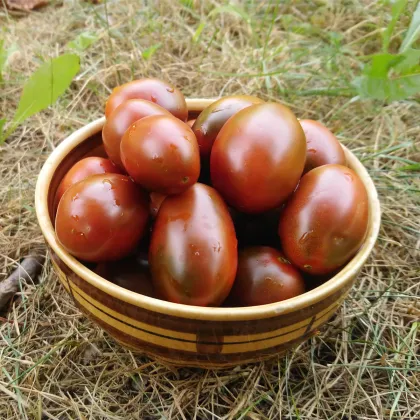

[0,1,419,419]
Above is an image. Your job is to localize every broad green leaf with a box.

[393,48,420,72]
[383,0,408,51]
[364,53,404,77]
[142,43,162,60]
[13,54,80,124]
[354,71,420,101]
[192,22,205,43]
[399,2,420,52]
[67,31,98,52]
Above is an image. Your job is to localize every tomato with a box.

[54,157,122,210]
[187,119,196,128]
[149,183,238,306]
[149,192,166,218]
[105,78,188,121]
[102,99,171,168]
[192,95,263,161]
[228,247,305,306]
[278,164,369,275]
[120,115,200,195]
[55,173,149,262]
[210,103,306,213]
[300,119,346,173]
[95,255,155,297]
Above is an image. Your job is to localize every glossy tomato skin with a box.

[229,247,305,306]
[105,78,188,121]
[149,183,238,307]
[54,157,122,211]
[300,119,346,174]
[102,99,171,168]
[149,192,166,218]
[95,255,155,297]
[278,164,369,275]
[120,115,200,195]
[55,173,149,262]
[192,95,263,161]
[210,103,306,213]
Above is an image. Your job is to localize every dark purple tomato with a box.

[210,103,306,213]
[149,183,238,307]
[149,192,166,218]
[95,255,155,297]
[105,78,188,121]
[55,157,122,211]
[192,95,263,161]
[228,247,305,306]
[102,99,171,168]
[55,174,149,262]
[120,115,200,195]
[187,119,196,127]
[278,164,369,275]
[300,119,346,174]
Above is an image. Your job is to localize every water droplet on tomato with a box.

[299,231,313,244]
[71,194,79,202]
[151,95,157,103]
[304,264,312,270]
[166,87,174,93]
[71,215,79,221]
[102,179,114,189]
[114,199,120,206]
[344,173,353,182]
[308,148,317,153]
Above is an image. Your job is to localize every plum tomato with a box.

[192,95,263,161]
[95,255,155,297]
[228,247,305,306]
[278,164,369,275]
[102,99,171,168]
[149,183,238,306]
[55,173,149,262]
[186,119,196,127]
[210,102,306,213]
[105,78,188,121]
[54,157,122,211]
[120,115,200,195]
[300,119,346,173]
[149,192,166,218]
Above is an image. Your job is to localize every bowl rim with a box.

[35,98,381,321]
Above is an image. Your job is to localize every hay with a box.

[0,1,419,418]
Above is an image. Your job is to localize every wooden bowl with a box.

[35,98,381,368]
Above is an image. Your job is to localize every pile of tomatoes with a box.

[54,78,369,307]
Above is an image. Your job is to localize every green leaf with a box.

[209,4,251,24]
[13,54,80,125]
[399,163,420,171]
[365,53,404,77]
[142,43,162,60]
[383,0,408,52]
[400,2,420,52]
[393,48,420,72]
[0,118,5,143]
[179,0,193,8]
[354,71,420,101]
[192,22,205,43]
[67,31,98,52]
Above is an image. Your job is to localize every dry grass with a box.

[1,0,419,419]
